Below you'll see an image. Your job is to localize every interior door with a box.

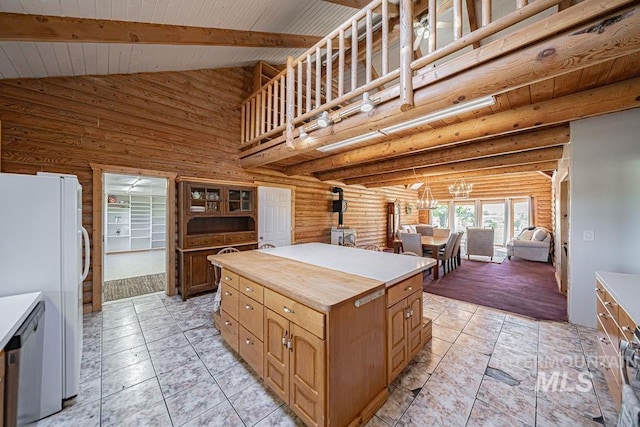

[258,186,292,247]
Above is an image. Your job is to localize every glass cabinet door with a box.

[241,190,253,212]
[226,188,253,213]
[227,189,241,213]
[205,187,222,214]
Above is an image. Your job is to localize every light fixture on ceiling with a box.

[299,127,308,140]
[316,131,380,152]
[381,95,496,134]
[413,170,438,209]
[360,92,375,112]
[448,178,473,199]
[317,111,332,128]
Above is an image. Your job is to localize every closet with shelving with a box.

[105,194,166,253]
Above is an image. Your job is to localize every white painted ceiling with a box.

[105,173,167,196]
[0,0,357,79]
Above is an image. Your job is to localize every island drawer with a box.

[221,282,239,320]
[238,292,264,341]
[387,274,422,308]
[239,276,264,304]
[619,307,636,342]
[221,269,239,289]
[239,325,263,377]
[264,289,325,340]
[220,310,239,352]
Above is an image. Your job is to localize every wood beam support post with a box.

[285,56,296,149]
[399,0,414,111]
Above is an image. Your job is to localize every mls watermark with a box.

[535,370,593,393]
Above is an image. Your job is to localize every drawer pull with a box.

[225,276,233,281]
[622,326,632,332]
[245,287,254,293]
[404,286,413,291]
[283,306,295,314]
[599,337,608,344]
[225,321,231,326]
[245,304,253,310]
[595,287,603,292]
[225,291,232,296]
[245,338,253,345]
[604,301,612,306]
[287,337,293,351]
[598,312,607,318]
[282,331,288,346]
[599,362,609,370]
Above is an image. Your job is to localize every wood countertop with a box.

[208,250,385,312]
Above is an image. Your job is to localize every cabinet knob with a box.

[622,326,631,332]
[599,337,608,344]
[225,291,231,296]
[604,301,612,306]
[225,276,232,281]
[404,286,413,291]
[598,312,607,318]
[599,362,609,370]
[595,287,603,292]
[246,338,253,345]
[245,304,253,310]
[283,306,295,314]
[245,287,253,293]
[225,321,231,326]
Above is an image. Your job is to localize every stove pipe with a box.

[331,186,345,227]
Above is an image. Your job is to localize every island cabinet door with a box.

[289,323,326,427]
[407,291,424,361]
[264,309,290,402]
[387,300,409,383]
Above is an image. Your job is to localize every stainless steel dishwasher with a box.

[4,300,45,427]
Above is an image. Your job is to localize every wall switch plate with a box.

[583,230,595,241]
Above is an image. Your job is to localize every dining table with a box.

[393,235,451,279]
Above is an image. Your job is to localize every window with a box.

[481,201,506,246]
[431,204,449,228]
[511,198,531,238]
[454,203,476,232]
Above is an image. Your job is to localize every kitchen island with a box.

[208,243,435,427]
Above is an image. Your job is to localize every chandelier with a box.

[414,171,438,210]
[448,178,473,199]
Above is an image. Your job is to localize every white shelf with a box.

[105,194,162,253]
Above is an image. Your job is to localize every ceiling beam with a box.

[283,78,640,175]
[313,125,568,180]
[343,146,564,185]
[364,161,559,187]
[0,12,322,48]
[239,1,639,168]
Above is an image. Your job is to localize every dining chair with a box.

[399,232,425,256]
[433,228,451,238]
[258,243,276,249]
[401,251,419,256]
[212,247,240,312]
[438,232,459,275]
[362,244,382,251]
[451,231,464,269]
[342,242,357,248]
[415,225,434,236]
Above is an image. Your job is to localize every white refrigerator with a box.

[0,172,89,419]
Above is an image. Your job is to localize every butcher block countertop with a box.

[208,249,385,312]
[0,292,43,349]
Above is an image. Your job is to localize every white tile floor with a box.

[104,250,166,281]
[36,291,619,426]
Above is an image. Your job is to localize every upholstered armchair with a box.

[466,228,495,260]
[507,227,552,262]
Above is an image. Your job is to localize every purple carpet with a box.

[423,257,567,321]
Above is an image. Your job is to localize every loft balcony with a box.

[237,0,639,187]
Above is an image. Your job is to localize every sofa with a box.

[506,226,552,262]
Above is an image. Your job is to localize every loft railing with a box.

[240,0,567,148]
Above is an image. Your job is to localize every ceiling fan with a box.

[413,14,452,51]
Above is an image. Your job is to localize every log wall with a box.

[0,67,418,312]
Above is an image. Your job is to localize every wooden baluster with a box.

[351,20,358,92]
[381,0,389,75]
[428,0,436,53]
[273,80,279,128]
[482,0,491,26]
[366,9,373,84]
[280,75,286,125]
[266,84,272,132]
[241,102,245,143]
[338,29,345,97]
[316,46,322,108]
[286,56,295,148]
[297,62,303,117]
[259,90,265,136]
[326,38,332,103]
[399,0,414,110]
[453,0,462,40]
[250,97,256,140]
[306,54,312,113]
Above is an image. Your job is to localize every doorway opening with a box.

[102,173,168,303]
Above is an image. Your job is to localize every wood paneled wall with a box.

[0,67,552,311]
[0,67,417,311]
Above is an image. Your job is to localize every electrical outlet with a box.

[583,230,595,241]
